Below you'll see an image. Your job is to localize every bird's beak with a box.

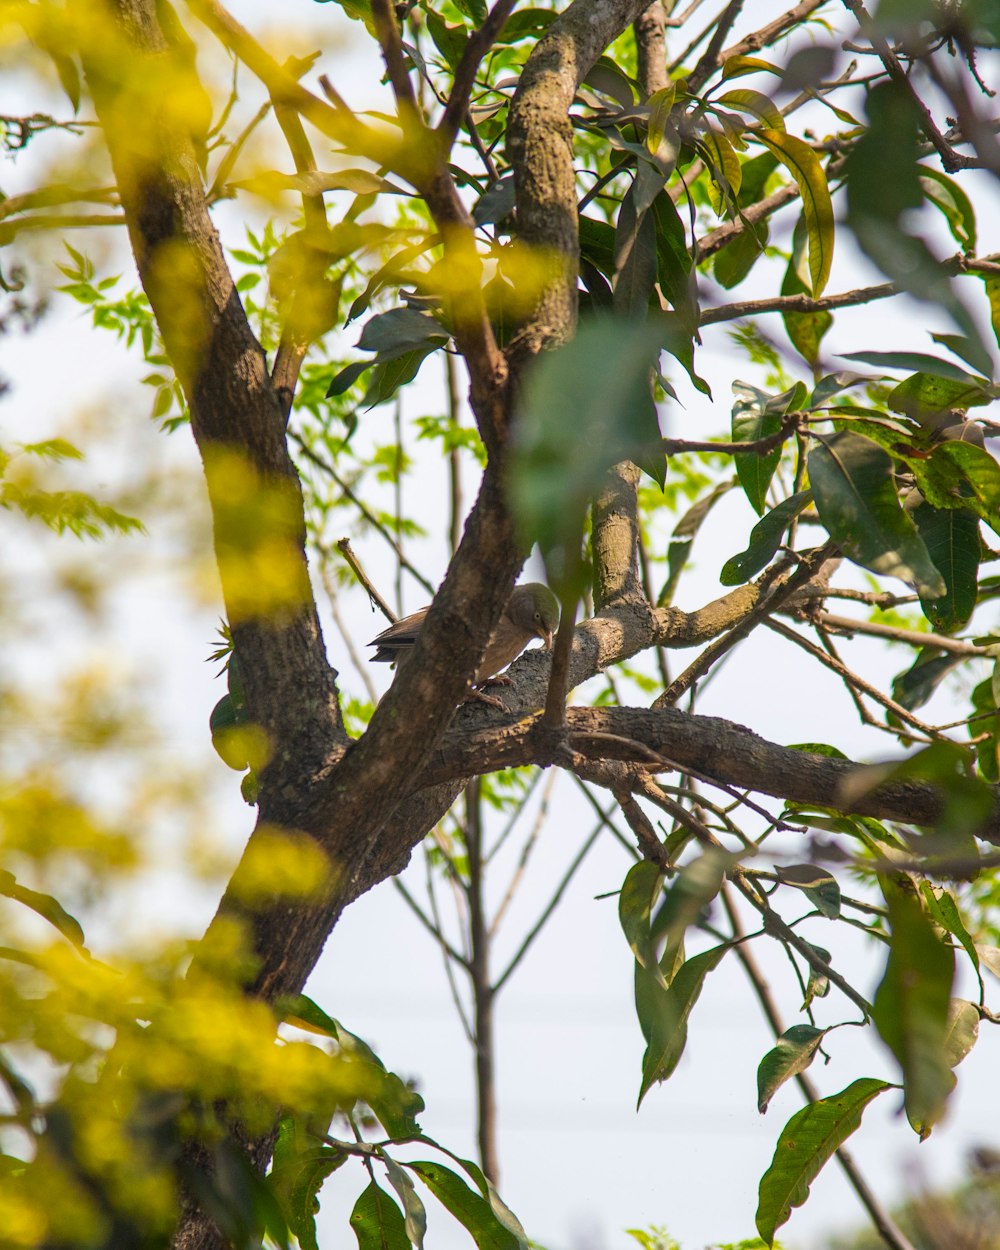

[541,627,555,650]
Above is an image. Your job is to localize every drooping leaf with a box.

[619,860,664,972]
[801,942,831,1009]
[890,647,964,712]
[731,381,802,514]
[755,1079,891,1246]
[757,1025,827,1113]
[942,998,980,1068]
[473,175,516,227]
[720,491,813,585]
[614,187,659,316]
[408,1162,519,1250]
[383,1156,427,1250]
[755,129,833,296]
[363,347,438,409]
[919,166,977,253]
[350,1181,410,1250]
[782,216,832,366]
[873,877,955,1138]
[919,883,981,985]
[910,499,979,632]
[651,192,696,328]
[639,944,730,1104]
[807,431,946,597]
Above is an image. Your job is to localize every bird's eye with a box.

[534,612,541,620]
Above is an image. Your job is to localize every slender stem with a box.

[494,807,612,992]
[336,537,398,625]
[464,779,500,1183]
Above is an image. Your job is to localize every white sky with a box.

[1,3,999,1249]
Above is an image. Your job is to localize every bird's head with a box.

[508,582,560,650]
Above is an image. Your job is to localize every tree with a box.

[2,1,1000,1248]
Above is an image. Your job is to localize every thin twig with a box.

[493,808,610,992]
[814,611,991,658]
[764,617,945,741]
[489,770,557,938]
[290,431,436,595]
[336,537,398,624]
[655,544,838,707]
[439,0,521,147]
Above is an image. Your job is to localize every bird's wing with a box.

[368,607,428,658]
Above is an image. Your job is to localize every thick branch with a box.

[506,0,657,349]
[418,705,1000,842]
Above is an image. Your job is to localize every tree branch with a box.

[416,705,1000,842]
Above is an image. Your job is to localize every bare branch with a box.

[439,0,520,147]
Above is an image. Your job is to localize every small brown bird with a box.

[369,582,560,687]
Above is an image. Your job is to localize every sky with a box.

[1,3,999,1249]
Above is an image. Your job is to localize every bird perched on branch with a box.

[369,582,560,691]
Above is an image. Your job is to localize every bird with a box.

[368,582,560,691]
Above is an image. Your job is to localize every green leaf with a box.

[919,883,981,983]
[716,89,785,132]
[363,348,437,409]
[930,331,994,379]
[942,998,980,1068]
[383,1156,427,1250]
[351,1181,410,1250]
[757,1025,827,1114]
[326,359,374,397]
[651,192,696,328]
[782,217,831,366]
[888,371,994,425]
[807,431,946,597]
[408,1163,519,1250]
[653,851,730,950]
[755,129,833,296]
[646,84,676,155]
[773,864,840,919]
[425,11,468,69]
[842,350,988,385]
[614,188,659,316]
[919,167,977,253]
[929,441,1000,537]
[891,648,963,712]
[731,381,800,514]
[700,128,742,213]
[720,491,812,585]
[755,1079,891,1246]
[510,316,666,575]
[357,308,449,354]
[714,221,768,289]
[619,860,664,972]
[873,878,955,1138]
[801,942,831,1009]
[982,273,1000,349]
[910,500,979,632]
[270,1123,347,1250]
[639,944,730,1104]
